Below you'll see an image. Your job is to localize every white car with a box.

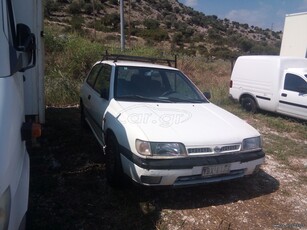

[80,54,265,187]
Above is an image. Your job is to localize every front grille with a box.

[220,145,241,152]
[187,144,241,155]
[188,147,212,154]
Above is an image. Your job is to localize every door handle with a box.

[88,95,91,100]
[281,93,287,97]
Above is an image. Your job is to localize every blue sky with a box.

[179,0,307,31]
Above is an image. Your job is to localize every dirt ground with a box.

[26,106,306,230]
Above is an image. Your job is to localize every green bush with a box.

[45,0,59,16]
[143,19,160,30]
[45,29,106,105]
[138,29,169,42]
[84,3,93,15]
[69,0,83,14]
[44,29,67,53]
[70,15,84,33]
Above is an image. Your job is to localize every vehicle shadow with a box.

[27,107,279,230]
[136,169,279,210]
[257,109,307,125]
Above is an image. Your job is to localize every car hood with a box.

[114,101,260,146]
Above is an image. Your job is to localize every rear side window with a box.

[86,64,102,87]
[284,73,307,92]
[93,64,112,94]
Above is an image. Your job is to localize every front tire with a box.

[105,134,125,188]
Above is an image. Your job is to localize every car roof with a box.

[92,54,178,70]
[95,59,178,70]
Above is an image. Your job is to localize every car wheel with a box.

[105,134,125,188]
[241,97,257,113]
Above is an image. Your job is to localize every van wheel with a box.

[241,97,257,113]
[105,134,125,188]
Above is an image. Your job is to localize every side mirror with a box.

[204,92,211,100]
[16,23,36,71]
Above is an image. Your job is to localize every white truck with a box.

[0,0,44,229]
[280,12,307,58]
[229,55,307,120]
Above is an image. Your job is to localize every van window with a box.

[284,74,307,92]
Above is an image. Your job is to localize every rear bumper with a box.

[120,147,265,186]
[229,94,239,102]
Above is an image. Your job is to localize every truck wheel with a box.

[105,134,125,188]
[241,97,257,113]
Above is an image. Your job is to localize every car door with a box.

[278,73,307,120]
[84,63,112,145]
[82,63,101,125]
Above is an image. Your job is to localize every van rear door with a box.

[278,73,307,120]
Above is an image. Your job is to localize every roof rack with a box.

[102,51,177,68]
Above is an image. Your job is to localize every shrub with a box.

[143,19,160,30]
[44,29,67,53]
[138,29,169,42]
[69,0,82,14]
[70,15,84,33]
[45,29,105,105]
[101,13,120,31]
[45,0,59,16]
[84,3,93,15]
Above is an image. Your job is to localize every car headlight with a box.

[136,139,187,157]
[0,187,11,230]
[242,136,262,151]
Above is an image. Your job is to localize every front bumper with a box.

[119,146,265,186]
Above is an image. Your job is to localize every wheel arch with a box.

[239,93,259,113]
[239,93,258,107]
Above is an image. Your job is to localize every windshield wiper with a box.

[167,97,206,103]
[116,95,171,102]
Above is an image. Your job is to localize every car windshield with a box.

[114,66,208,103]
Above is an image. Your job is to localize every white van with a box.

[229,56,307,120]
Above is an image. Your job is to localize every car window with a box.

[114,66,206,103]
[93,64,111,96]
[166,71,199,99]
[86,64,102,87]
[284,73,307,92]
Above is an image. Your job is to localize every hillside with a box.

[45,0,282,59]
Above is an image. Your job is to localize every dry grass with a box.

[178,57,232,105]
[45,24,234,106]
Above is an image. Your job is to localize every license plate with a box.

[202,164,231,177]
